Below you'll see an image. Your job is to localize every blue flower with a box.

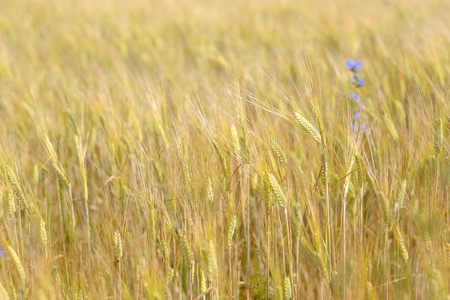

[350,93,361,102]
[346,59,362,72]
[347,59,367,135]
[346,59,355,70]
[0,248,4,257]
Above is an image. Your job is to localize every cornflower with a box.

[347,59,367,134]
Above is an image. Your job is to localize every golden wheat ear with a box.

[0,281,9,300]
[114,231,123,264]
[293,111,321,144]
[40,129,70,187]
[268,173,287,207]
[6,245,26,285]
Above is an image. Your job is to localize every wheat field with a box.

[0,0,449,299]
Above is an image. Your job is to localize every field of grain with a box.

[0,0,449,299]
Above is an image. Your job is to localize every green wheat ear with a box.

[379,225,389,252]
[263,172,274,210]
[283,276,292,299]
[199,268,207,292]
[397,180,407,207]
[264,143,276,175]
[312,105,326,147]
[226,216,237,247]
[434,118,443,155]
[212,138,229,178]
[206,177,214,219]
[230,125,240,153]
[180,235,193,267]
[354,151,364,187]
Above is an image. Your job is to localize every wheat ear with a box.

[293,111,321,143]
